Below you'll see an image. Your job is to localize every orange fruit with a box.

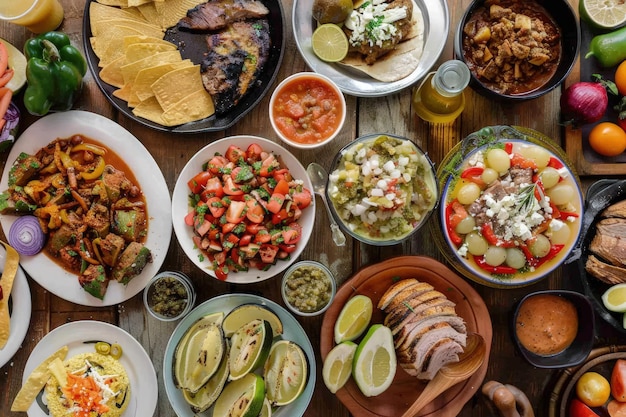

[616,60,626,96]
[588,122,626,157]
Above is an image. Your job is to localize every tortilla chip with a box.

[161,88,215,126]
[113,83,133,101]
[131,59,193,102]
[120,50,182,84]
[93,0,129,7]
[92,26,144,60]
[339,0,425,82]
[92,18,162,37]
[89,2,144,29]
[125,42,177,63]
[11,345,69,412]
[99,55,126,88]
[132,96,166,124]
[123,34,174,49]
[0,242,19,349]
[152,64,204,110]
[155,0,206,29]
[128,0,154,6]
[136,2,162,26]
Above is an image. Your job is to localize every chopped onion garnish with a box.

[8,215,46,256]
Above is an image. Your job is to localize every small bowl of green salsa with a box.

[143,271,196,321]
[282,261,336,317]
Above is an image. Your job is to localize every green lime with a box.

[183,322,226,393]
[322,341,357,394]
[229,319,272,381]
[259,397,272,417]
[182,348,230,413]
[334,295,373,344]
[312,24,349,63]
[580,0,626,30]
[222,304,283,338]
[213,373,265,417]
[264,340,308,406]
[352,324,397,397]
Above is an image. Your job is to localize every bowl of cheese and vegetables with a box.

[433,126,583,288]
[326,134,438,245]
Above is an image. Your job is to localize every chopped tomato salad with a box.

[186,143,313,280]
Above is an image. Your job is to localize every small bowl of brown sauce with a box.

[513,290,594,368]
[143,271,196,321]
[281,260,336,317]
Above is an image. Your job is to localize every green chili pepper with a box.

[585,26,626,68]
[23,31,87,116]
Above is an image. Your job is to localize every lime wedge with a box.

[334,295,373,344]
[229,319,272,381]
[259,397,272,417]
[222,304,283,338]
[580,0,626,30]
[184,322,226,393]
[352,324,396,397]
[213,373,265,417]
[322,341,357,394]
[264,340,308,406]
[603,283,626,312]
[173,312,224,389]
[182,347,230,413]
[312,24,349,63]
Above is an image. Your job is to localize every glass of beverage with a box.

[0,0,64,34]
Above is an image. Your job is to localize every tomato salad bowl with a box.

[432,126,583,288]
[171,136,315,283]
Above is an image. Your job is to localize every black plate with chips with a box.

[82,0,285,133]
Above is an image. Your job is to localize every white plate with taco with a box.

[19,320,157,417]
[293,0,449,96]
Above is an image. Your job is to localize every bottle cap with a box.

[434,60,470,95]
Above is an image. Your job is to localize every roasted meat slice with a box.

[178,0,269,31]
[602,200,626,219]
[586,254,626,285]
[201,19,270,114]
[377,278,433,309]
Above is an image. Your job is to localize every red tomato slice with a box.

[246,199,265,223]
[201,177,224,199]
[207,155,228,174]
[612,359,626,402]
[279,243,297,253]
[187,171,211,194]
[184,211,195,226]
[266,193,285,214]
[206,196,226,218]
[226,200,246,224]
[569,398,600,417]
[239,234,253,246]
[293,189,313,209]
[273,179,290,195]
[272,168,292,182]
[282,228,301,244]
[259,244,279,264]
[254,229,271,243]
[246,143,263,163]
[225,145,246,163]
[223,176,243,196]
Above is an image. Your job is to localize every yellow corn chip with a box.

[132,96,166,124]
[90,1,144,26]
[113,84,132,101]
[99,55,126,88]
[125,42,177,63]
[11,345,69,412]
[92,19,162,38]
[155,0,206,29]
[92,26,144,60]
[94,0,129,7]
[161,88,215,126]
[120,50,182,85]
[131,59,193,102]
[136,2,162,27]
[0,242,19,349]
[128,0,153,6]
[152,64,204,111]
[123,34,174,49]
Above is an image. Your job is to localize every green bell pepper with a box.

[23,31,87,116]
[585,26,626,68]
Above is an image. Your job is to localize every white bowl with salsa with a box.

[269,72,346,149]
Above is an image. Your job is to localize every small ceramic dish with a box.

[281,260,336,317]
[269,72,346,149]
[512,290,594,369]
[143,271,196,321]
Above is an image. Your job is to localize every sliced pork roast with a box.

[378,278,467,380]
[586,213,626,284]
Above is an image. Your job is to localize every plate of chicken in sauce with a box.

[292,0,448,97]
[0,111,172,306]
[82,0,285,133]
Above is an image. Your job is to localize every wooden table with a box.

[2,0,623,416]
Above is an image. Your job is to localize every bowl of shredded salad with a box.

[432,126,583,288]
[171,135,315,283]
[325,133,438,245]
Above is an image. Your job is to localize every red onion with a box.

[560,81,609,127]
[8,215,46,256]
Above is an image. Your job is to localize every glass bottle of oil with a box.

[412,60,471,124]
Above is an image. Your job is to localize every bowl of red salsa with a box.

[269,72,346,149]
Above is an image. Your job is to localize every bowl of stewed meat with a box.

[454,0,579,100]
[432,125,583,288]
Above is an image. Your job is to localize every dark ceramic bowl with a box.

[512,290,594,369]
[454,0,580,101]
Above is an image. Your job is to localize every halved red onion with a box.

[8,215,45,256]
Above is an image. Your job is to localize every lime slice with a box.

[322,341,357,394]
[229,319,272,381]
[222,304,283,338]
[0,38,27,93]
[334,295,373,344]
[580,0,626,30]
[182,347,230,413]
[312,24,349,63]
[184,322,226,393]
[213,373,265,417]
[264,340,308,406]
[259,397,272,417]
[352,324,396,397]
[174,312,224,388]
[602,283,626,312]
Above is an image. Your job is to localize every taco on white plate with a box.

[339,0,425,82]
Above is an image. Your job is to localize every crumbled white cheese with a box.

[344,1,408,48]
